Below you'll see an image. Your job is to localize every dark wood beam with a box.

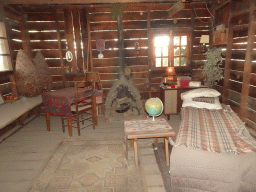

[63,9,77,73]
[168,0,185,17]
[72,8,83,72]
[147,7,151,98]
[7,0,211,5]
[222,14,234,104]
[117,14,125,78]
[20,14,32,59]
[55,9,66,87]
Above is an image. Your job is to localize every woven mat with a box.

[153,142,172,192]
[29,139,129,192]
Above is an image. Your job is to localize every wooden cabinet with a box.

[213,28,228,45]
[160,86,199,119]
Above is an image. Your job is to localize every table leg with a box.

[164,137,170,165]
[67,118,73,137]
[45,112,50,131]
[134,138,138,167]
[130,139,134,147]
[125,136,128,160]
[154,138,158,150]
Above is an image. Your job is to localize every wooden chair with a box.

[61,81,97,136]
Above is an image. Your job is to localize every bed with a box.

[169,88,256,192]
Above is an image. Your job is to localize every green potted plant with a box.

[201,47,223,88]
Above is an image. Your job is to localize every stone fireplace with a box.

[105,76,146,121]
[104,14,146,121]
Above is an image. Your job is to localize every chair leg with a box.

[81,113,85,125]
[61,117,65,133]
[76,114,81,136]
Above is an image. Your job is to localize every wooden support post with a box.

[117,14,125,78]
[72,8,83,72]
[147,7,152,98]
[63,9,77,73]
[87,10,93,72]
[239,10,256,121]
[55,9,66,87]
[189,4,195,70]
[20,14,32,59]
[222,18,234,104]
[80,8,90,72]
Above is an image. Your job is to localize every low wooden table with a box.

[124,117,176,167]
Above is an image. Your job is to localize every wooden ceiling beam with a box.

[7,0,211,5]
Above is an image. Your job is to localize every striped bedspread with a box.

[175,105,256,154]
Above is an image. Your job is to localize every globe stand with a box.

[147,115,161,123]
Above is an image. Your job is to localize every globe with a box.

[145,97,163,121]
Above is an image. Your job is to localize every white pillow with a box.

[181,88,221,100]
[182,97,222,110]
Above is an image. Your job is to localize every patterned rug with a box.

[29,139,128,192]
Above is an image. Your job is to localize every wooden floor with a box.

[0,114,181,192]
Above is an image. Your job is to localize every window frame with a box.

[150,29,191,70]
[0,20,13,74]
[171,32,191,68]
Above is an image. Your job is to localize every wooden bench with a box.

[0,95,42,131]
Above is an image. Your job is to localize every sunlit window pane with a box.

[181,57,187,66]
[174,47,180,56]
[0,56,12,71]
[174,36,180,46]
[155,58,161,67]
[181,36,187,45]
[155,47,161,57]
[174,57,179,66]
[181,47,186,56]
[163,47,168,56]
[163,58,168,67]
[154,36,170,47]
[0,39,10,54]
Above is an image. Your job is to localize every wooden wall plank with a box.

[239,10,256,120]
[27,21,65,30]
[27,12,64,21]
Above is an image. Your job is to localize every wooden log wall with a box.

[149,3,213,96]
[216,0,256,132]
[0,5,22,97]
[10,2,212,101]
[88,3,212,99]
[25,7,67,90]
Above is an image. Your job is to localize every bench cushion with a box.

[0,95,42,129]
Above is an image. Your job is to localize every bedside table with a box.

[159,85,203,120]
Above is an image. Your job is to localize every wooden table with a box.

[42,87,98,137]
[124,117,176,166]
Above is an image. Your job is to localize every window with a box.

[154,35,170,68]
[173,35,188,67]
[152,32,190,68]
[0,21,13,72]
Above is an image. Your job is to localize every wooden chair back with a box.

[74,81,95,113]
